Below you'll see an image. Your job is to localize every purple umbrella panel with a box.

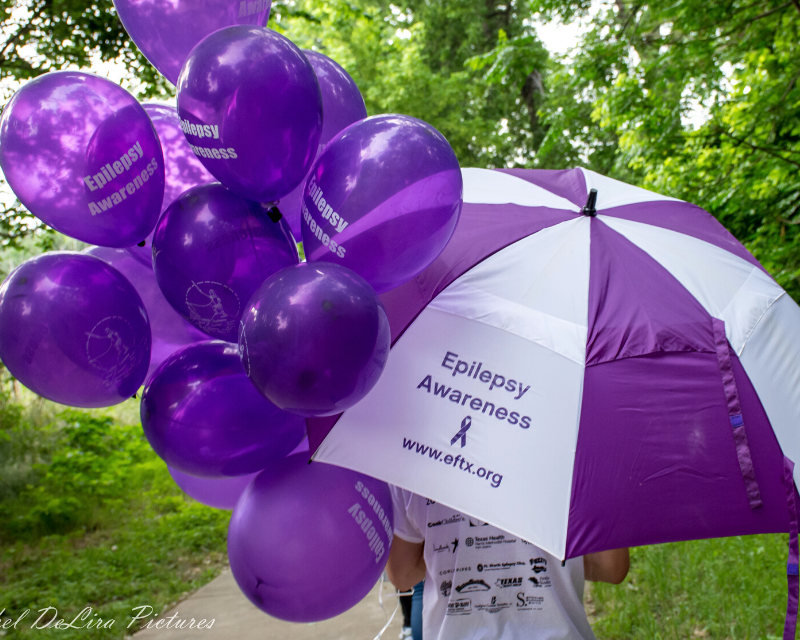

[307,167,800,564]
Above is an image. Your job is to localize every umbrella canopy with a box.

[307,167,800,562]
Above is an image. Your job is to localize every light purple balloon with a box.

[228,455,393,622]
[279,50,367,240]
[239,262,390,417]
[125,104,217,267]
[306,50,368,147]
[177,26,323,203]
[141,341,306,477]
[113,0,270,86]
[152,183,299,342]
[0,72,165,247]
[0,253,151,407]
[301,115,463,294]
[169,466,258,510]
[85,247,206,380]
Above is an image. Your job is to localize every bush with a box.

[0,410,159,541]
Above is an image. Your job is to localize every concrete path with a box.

[133,570,404,640]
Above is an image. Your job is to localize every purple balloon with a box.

[85,247,206,380]
[152,183,299,341]
[306,50,368,147]
[177,26,323,203]
[113,0,270,85]
[239,262,390,417]
[228,455,393,622]
[169,466,258,510]
[279,50,368,240]
[300,115,463,294]
[141,341,306,477]
[0,72,165,247]
[125,104,217,267]
[0,253,151,407]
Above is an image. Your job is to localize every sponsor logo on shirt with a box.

[478,561,526,572]
[473,534,516,550]
[475,595,512,614]
[446,599,472,616]
[528,575,552,588]
[530,557,547,573]
[495,577,524,589]
[455,579,490,593]
[427,515,464,528]
[516,592,545,610]
[440,580,452,597]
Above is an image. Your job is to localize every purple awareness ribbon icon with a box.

[451,416,472,448]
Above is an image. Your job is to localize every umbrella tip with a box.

[581,189,598,217]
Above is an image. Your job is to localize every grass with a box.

[589,534,788,639]
[0,387,231,639]
[0,374,793,640]
[0,505,229,638]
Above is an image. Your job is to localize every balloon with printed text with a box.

[277,50,368,240]
[152,183,299,342]
[301,114,463,294]
[113,0,270,86]
[177,26,322,203]
[228,454,393,622]
[85,247,206,381]
[0,72,165,247]
[125,104,217,267]
[0,253,151,407]
[238,262,391,417]
[141,341,306,478]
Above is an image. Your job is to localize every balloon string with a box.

[373,575,414,640]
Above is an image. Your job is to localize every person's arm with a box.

[386,536,426,592]
[583,548,630,584]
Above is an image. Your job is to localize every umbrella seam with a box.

[732,289,786,357]
[425,302,587,366]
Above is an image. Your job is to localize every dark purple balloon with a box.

[113,0,270,85]
[177,26,323,203]
[169,466,258,510]
[228,455,393,622]
[279,50,367,240]
[141,341,306,477]
[152,183,299,341]
[85,247,206,380]
[300,114,462,294]
[125,104,217,267]
[0,72,165,247]
[0,253,151,407]
[239,262,390,417]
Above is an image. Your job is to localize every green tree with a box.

[530,0,800,296]
[279,0,550,167]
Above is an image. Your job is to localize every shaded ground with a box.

[132,571,404,640]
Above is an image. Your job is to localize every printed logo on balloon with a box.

[85,315,142,386]
[185,281,240,338]
[0,253,151,407]
[153,183,299,342]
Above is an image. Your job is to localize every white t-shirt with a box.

[391,487,596,640]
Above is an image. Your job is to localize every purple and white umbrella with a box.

[308,168,800,569]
